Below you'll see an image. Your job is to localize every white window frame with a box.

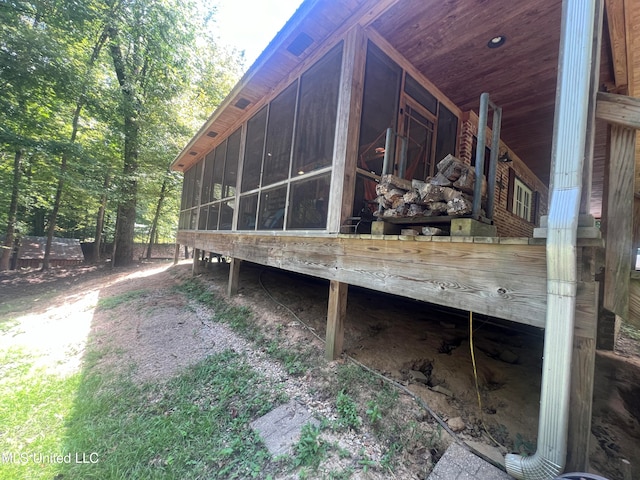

[512,177,533,222]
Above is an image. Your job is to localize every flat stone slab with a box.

[250,401,319,457]
[428,443,515,480]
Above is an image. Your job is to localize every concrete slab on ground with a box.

[250,400,319,457]
[428,443,515,480]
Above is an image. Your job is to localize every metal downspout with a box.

[504,1,597,479]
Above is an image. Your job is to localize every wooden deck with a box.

[178,231,599,334]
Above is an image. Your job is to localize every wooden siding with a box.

[179,231,598,334]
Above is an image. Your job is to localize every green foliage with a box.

[365,400,382,424]
[0,0,243,252]
[293,423,327,470]
[336,390,361,430]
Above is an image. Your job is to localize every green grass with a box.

[96,289,149,311]
[0,345,287,480]
[0,347,81,480]
[58,350,287,479]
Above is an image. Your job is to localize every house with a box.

[171,0,640,477]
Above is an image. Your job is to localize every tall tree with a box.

[106,0,197,266]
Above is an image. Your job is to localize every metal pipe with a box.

[381,127,394,176]
[485,104,502,221]
[472,93,489,218]
[504,1,597,478]
[398,135,408,179]
[378,127,395,217]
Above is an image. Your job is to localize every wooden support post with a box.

[567,247,599,471]
[603,125,636,320]
[173,243,180,265]
[566,333,597,471]
[227,257,241,297]
[325,280,348,361]
[327,25,366,233]
[192,248,201,275]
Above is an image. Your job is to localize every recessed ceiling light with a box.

[487,35,506,48]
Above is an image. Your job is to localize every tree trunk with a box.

[41,151,68,271]
[93,174,110,263]
[146,174,168,260]
[109,28,140,267]
[0,150,23,271]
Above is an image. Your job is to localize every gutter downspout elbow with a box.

[505,0,598,478]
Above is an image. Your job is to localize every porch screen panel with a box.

[180,164,190,211]
[357,42,401,176]
[238,194,258,230]
[287,174,331,229]
[223,128,241,199]
[202,151,215,203]
[191,160,203,208]
[219,200,234,230]
[207,202,220,230]
[292,43,343,176]
[212,141,226,201]
[241,106,267,192]
[404,74,437,115]
[184,166,194,209]
[263,81,298,186]
[258,186,287,230]
[198,206,208,230]
[435,104,458,163]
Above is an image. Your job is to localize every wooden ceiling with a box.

[372,0,614,217]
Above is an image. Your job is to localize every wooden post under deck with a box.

[173,243,180,265]
[567,247,599,471]
[325,280,348,360]
[192,248,202,275]
[227,257,241,297]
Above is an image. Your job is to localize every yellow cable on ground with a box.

[469,311,507,451]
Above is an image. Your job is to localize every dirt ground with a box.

[1,260,639,479]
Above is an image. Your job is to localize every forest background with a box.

[0,0,248,268]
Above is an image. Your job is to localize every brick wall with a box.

[457,112,549,237]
